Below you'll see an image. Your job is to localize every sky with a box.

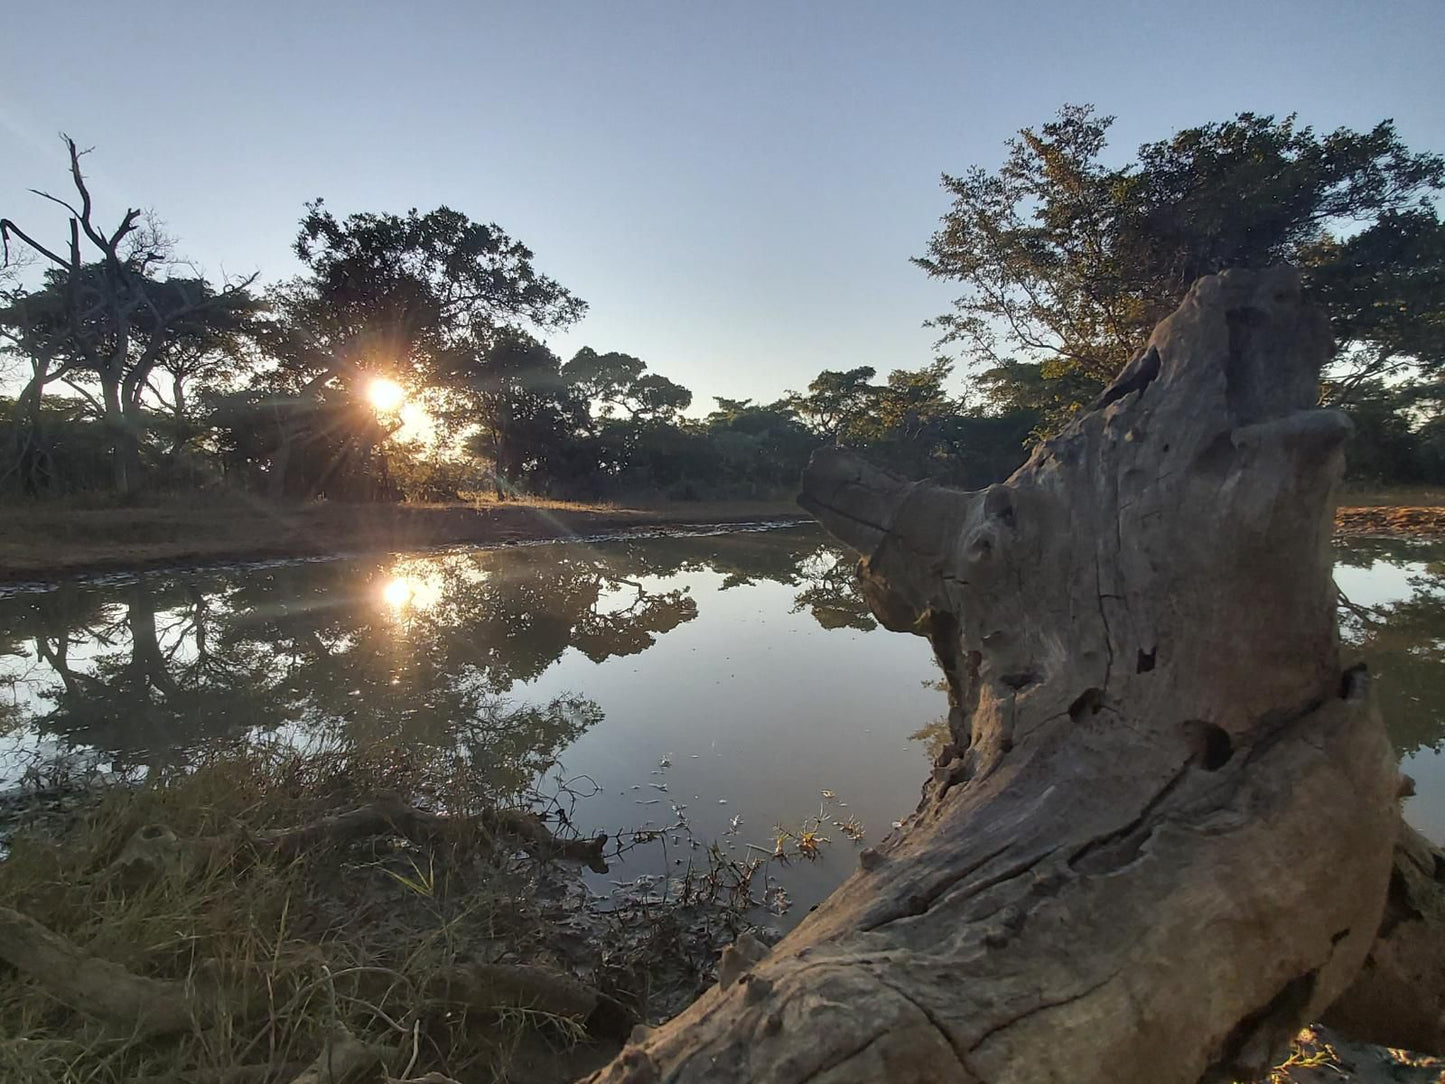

[3,1,1442,412]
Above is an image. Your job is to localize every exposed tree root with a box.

[1322,821,1445,1054]
[286,1029,394,1084]
[427,963,639,1040]
[0,904,234,1038]
[109,795,610,889]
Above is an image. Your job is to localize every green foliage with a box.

[7,112,1443,505]
[918,105,1445,433]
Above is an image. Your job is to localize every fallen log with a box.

[108,796,610,886]
[0,904,234,1038]
[585,267,1407,1083]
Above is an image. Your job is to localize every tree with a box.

[466,330,588,496]
[248,201,584,498]
[703,397,818,495]
[562,347,692,423]
[1,137,260,495]
[917,106,1445,429]
[790,366,877,444]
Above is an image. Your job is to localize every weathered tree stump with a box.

[584,268,1415,1083]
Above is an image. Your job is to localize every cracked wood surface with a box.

[583,268,1401,1084]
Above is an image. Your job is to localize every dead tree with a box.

[1,136,257,495]
[585,267,1430,1083]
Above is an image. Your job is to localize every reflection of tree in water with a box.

[32,530,1441,777]
[792,552,876,632]
[1337,538,1445,756]
[0,526,883,783]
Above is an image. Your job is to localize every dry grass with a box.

[0,741,622,1084]
[0,736,790,1083]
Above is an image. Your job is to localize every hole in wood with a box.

[1339,662,1369,700]
[1136,647,1156,673]
[983,484,1014,526]
[1182,720,1233,771]
[1067,688,1104,723]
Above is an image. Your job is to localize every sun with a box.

[367,376,406,412]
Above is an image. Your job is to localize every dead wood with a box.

[287,1029,393,1084]
[108,796,609,887]
[426,962,638,1040]
[584,267,1403,1083]
[0,903,232,1037]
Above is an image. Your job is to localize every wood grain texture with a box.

[584,268,1405,1084]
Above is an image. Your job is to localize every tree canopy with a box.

[4,115,1443,504]
[917,106,1445,429]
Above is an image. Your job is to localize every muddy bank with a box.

[0,499,806,584]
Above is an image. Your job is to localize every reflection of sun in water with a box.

[380,571,442,614]
[367,377,406,412]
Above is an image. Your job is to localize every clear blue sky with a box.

[3,1,1441,411]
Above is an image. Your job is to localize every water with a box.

[0,526,1441,916]
[1335,536,1445,842]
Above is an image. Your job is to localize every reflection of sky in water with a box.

[1334,538,1445,845]
[2,529,1444,915]
[0,526,943,916]
[524,566,941,911]
[1335,560,1428,610]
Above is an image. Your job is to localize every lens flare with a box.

[367,377,405,412]
[380,568,443,615]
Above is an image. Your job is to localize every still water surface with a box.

[1,525,1442,913]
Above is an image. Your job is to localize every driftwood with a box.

[286,1029,393,1084]
[585,268,1418,1083]
[108,796,609,887]
[0,904,235,1037]
[426,963,639,1040]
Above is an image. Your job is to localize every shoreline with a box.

[0,499,809,586]
[1333,505,1445,541]
[1,500,1439,588]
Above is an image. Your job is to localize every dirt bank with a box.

[0,498,807,584]
[1335,505,1445,540]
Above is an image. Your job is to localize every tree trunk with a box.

[100,369,137,496]
[584,268,1410,1084]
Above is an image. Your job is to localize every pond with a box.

[0,525,1442,919]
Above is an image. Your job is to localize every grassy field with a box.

[0,494,806,582]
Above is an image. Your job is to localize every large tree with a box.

[917,107,1445,429]
[465,330,588,496]
[245,201,584,498]
[562,347,692,424]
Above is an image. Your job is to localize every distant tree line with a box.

[2,111,1441,506]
